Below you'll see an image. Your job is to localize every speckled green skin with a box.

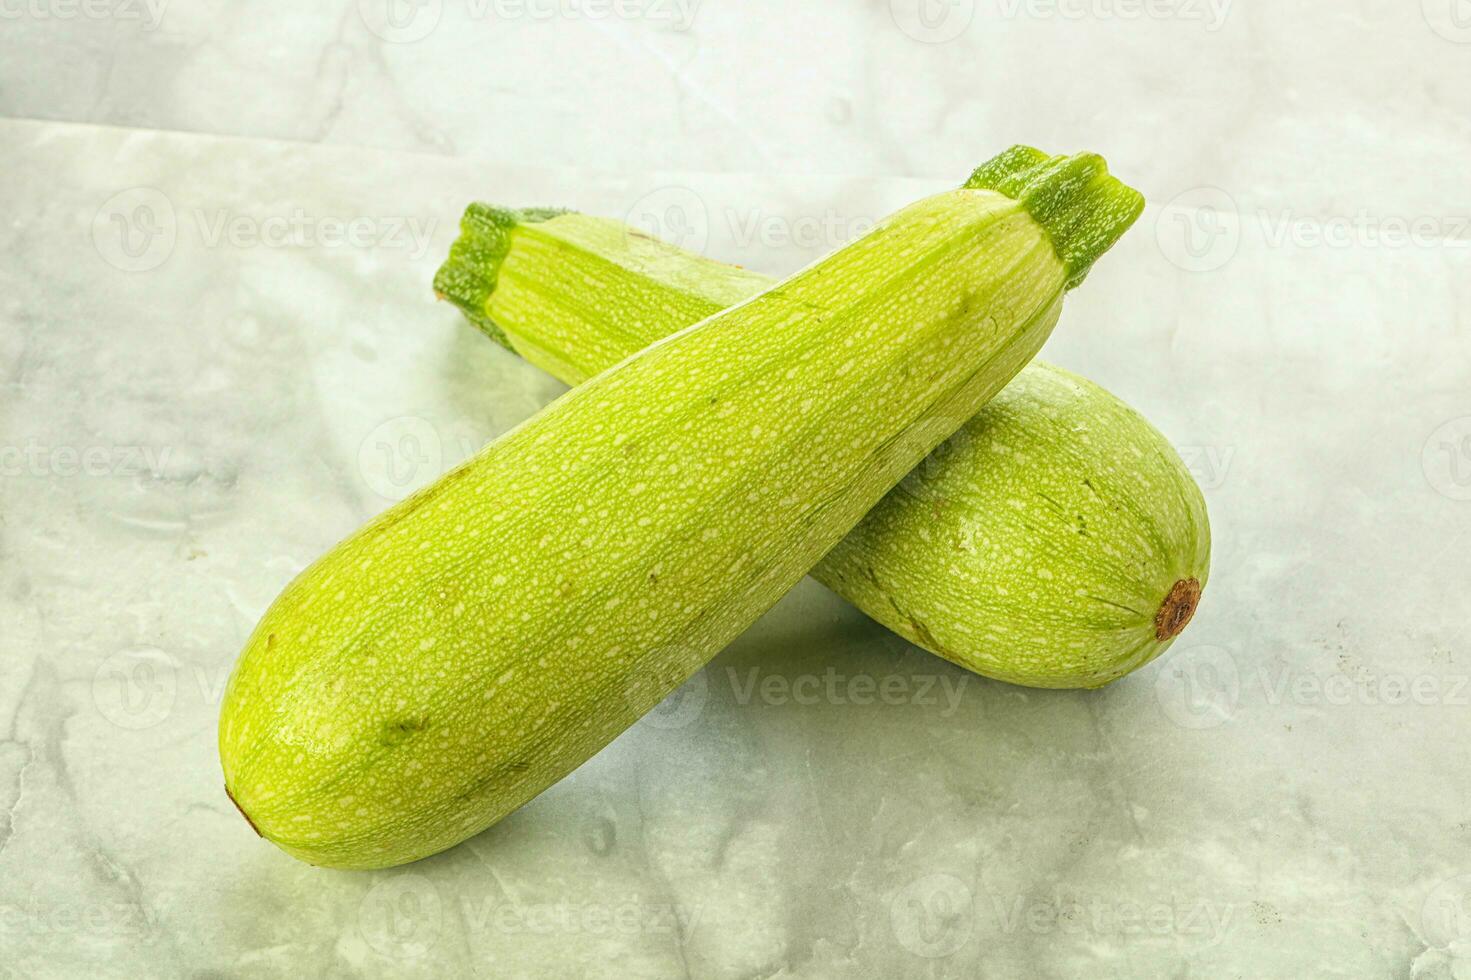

[436,187,1208,691]
[222,151,1139,869]
[823,364,1211,688]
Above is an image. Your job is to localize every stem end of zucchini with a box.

[966,146,1145,289]
[1154,577,1203,641]
[433,204,569,350]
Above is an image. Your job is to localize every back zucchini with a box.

[435,160,1209,690]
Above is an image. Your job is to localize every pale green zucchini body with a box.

[221,148,1142,869]
[435,174,1208,691]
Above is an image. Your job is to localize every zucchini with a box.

[436,183,1210,691]
[220,147,1144,869]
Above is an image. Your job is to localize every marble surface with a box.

[1,4,1470,976]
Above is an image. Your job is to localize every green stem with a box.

[965,145,1146,289]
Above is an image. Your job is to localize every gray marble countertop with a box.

[2,3,1470,977]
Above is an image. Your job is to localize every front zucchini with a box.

[220,147,1143,869]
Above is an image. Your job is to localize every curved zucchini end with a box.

[965,146,1145,290]
[432,204,568,350]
